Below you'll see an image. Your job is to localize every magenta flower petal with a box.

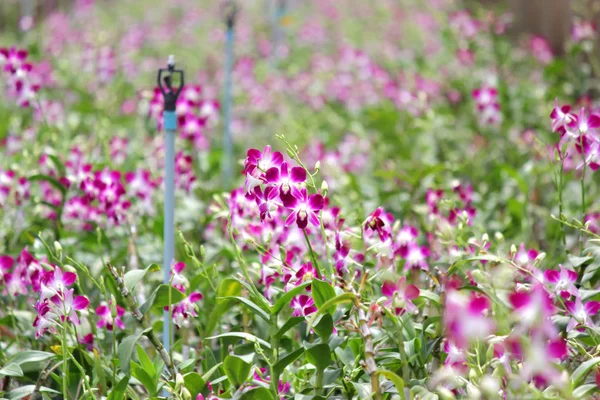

[63,272,77,286]
[544,270,560,284]
[589,114,600,129]
[585,301,600,315]
[405,284,420,300]
[285,210,298,226]
[265,167,280,183]
[290,167,307,183]
[382,281,397,297]
[308,194,324,210]
[189,292,203,302]
[73,296,90,310]
[548,338,568,360]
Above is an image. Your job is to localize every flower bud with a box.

[534,252,546,264]
[314,160,321,173]
[494,231,504,241]
[481,233,489,244]
[175,373,184,392]
[321,180,328,197]
[200,245,206,260]
[510,244,517,256]
[54,241,63,258]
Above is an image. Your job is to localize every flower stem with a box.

[303,229,323,277]
[62,324,69,399]
[315,367,324,396]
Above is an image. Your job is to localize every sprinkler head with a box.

[157,56,185,112]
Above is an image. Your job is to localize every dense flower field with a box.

[2,0,600,399]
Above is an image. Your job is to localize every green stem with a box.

[303,229,323,277]
[269,318,280,398]
[557,159,567,247]
[580,135,587,252]
[62,324,69,399]
[315,367,324,396]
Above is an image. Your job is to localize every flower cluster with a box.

[146,85,219,151]
[33,265,89,338]
[168,261,203,329]
[0,169,30,209]
[472,85,502,126]
[0,47,42,107]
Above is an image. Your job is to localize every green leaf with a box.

[573,384,597,399]
[184,372,206,398]
[28,174,66,197]
[223,355,252,387]
[206,332,271,350]
[312,279,336,313]
[376,370,405,400]
[447,255,504,275]
[132,362,157,395]
[206,278,243,335]
[124,264,160,292]
[6,385,59,400]
[305,343,331,371]
[272,282,311,315]
[571,357,600,386]
[306,293,357,334]
[202,362,223,382]
[240,387,274,400]
[313,313,334,339]
[0,363,23,377]
[7,351,55,372]
[107,375,129,400]
[220,296,270,321]
[276,316,305,339]
[273,347,305,378]
[136,344,156,379]
[118,329,149,375]
[140,284,186,313]
[417,290,441,306]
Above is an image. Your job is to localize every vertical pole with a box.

[272,0,286,63]
[163,111,176,356]
[222,17,235,182]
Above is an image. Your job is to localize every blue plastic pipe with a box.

[163,110,177,355]
[222,24,234,182]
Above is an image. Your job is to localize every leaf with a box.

[124,264,160,292]
[206,332,271,350]
[118,329,149,375]
[0,363,23,377]
[184,372,206,398]
[571,357,600,386]
[202,362,223,382]
[447,255,504,275]
[6,385,59,400]
[8,351,55,372]
[136,345,156,379]
[376,370,405,400]
[573,384,597,399]
[312,279,336,313]
[132,362,157,395]
[240,387,274,400]
[107,375,129,400]
[305,343,331,371]
[276,316,305,339]
[306,293,357,334]
[28,174,66,197]
[223,355,251,387]
[273,347,305,377]
[416,290,441,306]
[313,313,333,339]
[272,282,311,315]
[220,296,270,321]
[140,284,186,314]
[206,278,243,335]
